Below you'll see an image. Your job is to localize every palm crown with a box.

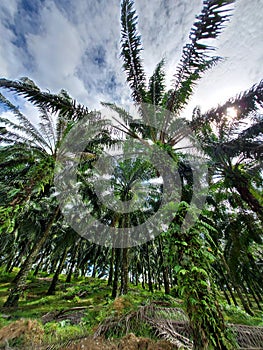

[0,0,262,348]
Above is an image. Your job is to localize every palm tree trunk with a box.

[112,248,121,298]
[234,180,263,221]
[120,247,129,295]
[158,237,170,294]
[47,246,68,295]
[11,243,31,279]
[145,243,153,293]
[141,266,145,289]
[171,210,235,349]
[3,206,59,308]
[107,248,114,286]
[246,280,262,310]
[66,241,80,283]
[33,251,46,277]
[91,246,101,278]
[221,255,254,316]
[218,265,239,306]
[5,256,14,273]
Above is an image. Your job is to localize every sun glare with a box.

[226,107,238,119]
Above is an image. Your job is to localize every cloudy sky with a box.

[0,0,262,118]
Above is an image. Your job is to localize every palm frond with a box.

[38,106,56,145]
[0,117,51,152]
[0,78,89,121]
[120,0,146,103]
[167,0,235,113]
[192,80,263,128]
[147,58,166,106]
[219,120,263,159]
[170,57,221,114]
[0,128,33,146]
[101,102,134,126]
[0,92,51,149]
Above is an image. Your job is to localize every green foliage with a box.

[120,0,146,103]
[0,0,263,348]
[43,321,87,344]
[223,303,263,326]
[0,272,262,349]
[0,78,89,120]
[169,218,237,349]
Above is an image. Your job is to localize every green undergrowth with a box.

[223,303,263,326]
[0,268,262,348]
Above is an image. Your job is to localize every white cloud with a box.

[0,1,24,78]
[182,0,263,115]
[0,0,262,117]
[0,1,18,20]
[25,1,87,102]
[136,0,202,78]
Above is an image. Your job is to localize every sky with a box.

[0,0,262,119]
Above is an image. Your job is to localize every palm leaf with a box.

[166,0,235,113]
[147,58,166,106]
[101,102,134,125]
[0,92,51,149]
[192,80,263,128]
[120,0,146,103]
[38,106,57,148]
[218,120,263,159]
[0,78,89,121]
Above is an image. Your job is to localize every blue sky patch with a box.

[0,0,262,112]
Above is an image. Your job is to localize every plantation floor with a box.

[0,270,262,349]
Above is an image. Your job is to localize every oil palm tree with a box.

[113,0,239,348]
[193,81,263,223]
[0,79,108,307]
[192,85,263,315]
[0,0,261,348]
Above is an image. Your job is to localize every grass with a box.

[0,268,262,348]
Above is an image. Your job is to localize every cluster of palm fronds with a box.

[95,302,263,349]
[94,302,192,349]
[0,0,262,349]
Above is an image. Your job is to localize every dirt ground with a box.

[61,333,177,350]
[0,319,44,348]
[0,320,177,349]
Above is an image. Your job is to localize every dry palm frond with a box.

[94,302,192,348]
[94,303,263,349]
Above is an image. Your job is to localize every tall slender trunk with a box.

[47,246,68,295]
[233,175,263,221]
[12,243,32,282]
[141,265,145,289]
[120,247,129,295]
[250,279,262,302]
[221,255,254,316]
[66,241,80,283]
[171,205,235,349]
[112,248,121,298]
[241,281,253,308]
[135,265,139,286]
[218,265,238,307]
[92,246,101,278]
[33,250,46,277]
[49,257,59,275]
[3,206,59,308]
[145,243,153,293]
[107,248,114,286]
[73,249,82,280]
[246,280,262,310]
[222,286,232,306]
[158,237,170,294]
[5,255,14,273]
